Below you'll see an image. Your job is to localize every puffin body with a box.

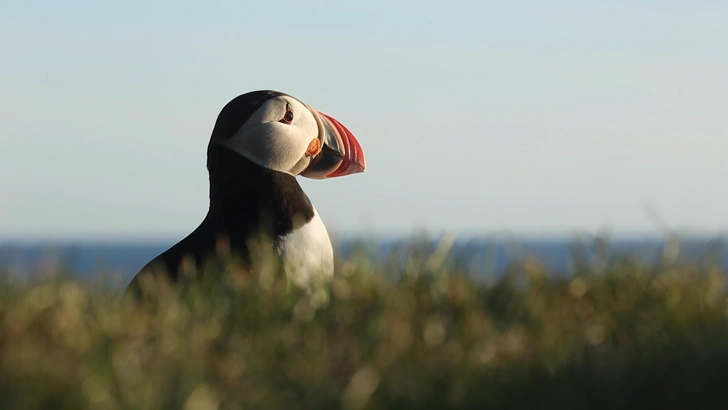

[127,90,365,294]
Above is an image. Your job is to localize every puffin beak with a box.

[301,108,366,179]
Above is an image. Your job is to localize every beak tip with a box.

[328,160,365,178]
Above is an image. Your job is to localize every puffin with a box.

[126,90,365,295]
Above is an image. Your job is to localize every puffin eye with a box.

[280,104,294,124]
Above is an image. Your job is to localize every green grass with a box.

[1,244,728,410]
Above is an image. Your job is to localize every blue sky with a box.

[1,1,727,240]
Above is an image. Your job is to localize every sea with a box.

[2,235,727,288]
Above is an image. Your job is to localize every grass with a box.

[1,239,728,409]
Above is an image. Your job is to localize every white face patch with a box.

[215,96,320,175]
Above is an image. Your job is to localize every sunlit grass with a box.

[1,239,728,409]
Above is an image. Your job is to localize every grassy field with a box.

[1,240,728,409]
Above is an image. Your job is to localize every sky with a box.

[1,1,727,241]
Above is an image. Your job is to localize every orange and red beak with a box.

[301,108,366,179]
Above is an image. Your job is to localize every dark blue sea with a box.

[2,235,727,288]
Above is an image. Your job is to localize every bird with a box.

[126,90,365,296]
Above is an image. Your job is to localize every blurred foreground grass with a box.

[2,244,728,410]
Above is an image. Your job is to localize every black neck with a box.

[205,145,314,240]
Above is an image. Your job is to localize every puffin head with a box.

[208,90,365,178]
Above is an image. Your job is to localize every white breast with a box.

[276,206,334,289]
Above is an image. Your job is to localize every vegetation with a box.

[1,239,728,409]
